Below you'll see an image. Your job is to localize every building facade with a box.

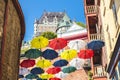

[34,11,72,37]
[100,0,120,80]
[84,0,107,80]
[0,0,25,80]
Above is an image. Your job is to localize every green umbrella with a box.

[62,66,77,73]
[24,49,42,59]
[25,73,39,79]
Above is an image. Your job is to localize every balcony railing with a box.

[93,65,106,77]
[85,5,98,14]
[90,33,103,40]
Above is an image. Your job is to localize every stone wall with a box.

[0,0,5,59]
[0,0,25,80]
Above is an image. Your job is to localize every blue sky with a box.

[19,0,86,41]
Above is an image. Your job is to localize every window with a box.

[118,61,120,76]
[112,1,118,27]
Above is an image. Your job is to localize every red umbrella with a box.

[78,49,94,59]
[49,77,61,80]
[46,67,61,74]
[49,38,67,50]
[20,59,35,68]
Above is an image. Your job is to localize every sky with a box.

[18,0,86,41]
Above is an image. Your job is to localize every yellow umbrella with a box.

[60,49,77,60]
[36,59,52,68]
[38,73,54,79]
[31,36,49,49]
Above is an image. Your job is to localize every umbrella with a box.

[30,67,44,74]
[78,49,94,59]
[31,36,49,49]
[39,73,54,79]
[62,66,77,73]
[37,78,48,80]
[69,58,85,69]
[68,39,86,52]
[53,59,68,67]
[55,71,68,78]
[87,40,105,50]
[19,67,30,75]
[24,49,42,59]
[46,67,61,74]
[49,38,67,50]
[25,73,39,79]
[19,75,24,78]
[21,78,27,80]
[60,49,77,60]
[20,59,35,68]
[42,49,58,60]
[49,77,61,80]
[36,59,52,68]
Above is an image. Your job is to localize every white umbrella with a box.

[69,58,85,69]
[55,71,68,78]
[19,67,30,75]
[68,39,86,52]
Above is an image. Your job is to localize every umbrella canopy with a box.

[30,67,44,74]
[78,49,94,59]
[19,75,24,78]
[55,71,68,78]
[46,67,61,74]
[68,39,86,52]
[31,36,49,49]
[69,58,85,69]
[36,59,52,68]
[49,77,61,80]
[60,49,77,60]
[39,73,54,79]
[49,38,67,50]
[20,59,35,68]
[24,49,42,59]
[62,66,77,73]
[42,49,58,60]
[25,73,39,79]
[19,67,30,75]
[37,78,48,80]
[53,59,68,67]
[87,40,105,50]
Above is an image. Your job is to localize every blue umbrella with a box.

[19,75,24,78]
[53,59,68,67]
[30,67,44,74]
[87,40,105,50]
[42,49,58,60]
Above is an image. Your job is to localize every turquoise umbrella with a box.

[24,49,42,59]
[25,73,39,79]
[62,66,77,73]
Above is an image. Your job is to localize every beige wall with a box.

[100,0,120,79]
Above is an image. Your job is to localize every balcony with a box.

[93,65,107,77]
[85,5,98,14]
[90,33,103,41]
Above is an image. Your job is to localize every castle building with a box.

[34,11,72,37]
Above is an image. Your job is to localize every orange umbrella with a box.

[46,67,61,74]
[78,49,94,59]
[49,38,67,50]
